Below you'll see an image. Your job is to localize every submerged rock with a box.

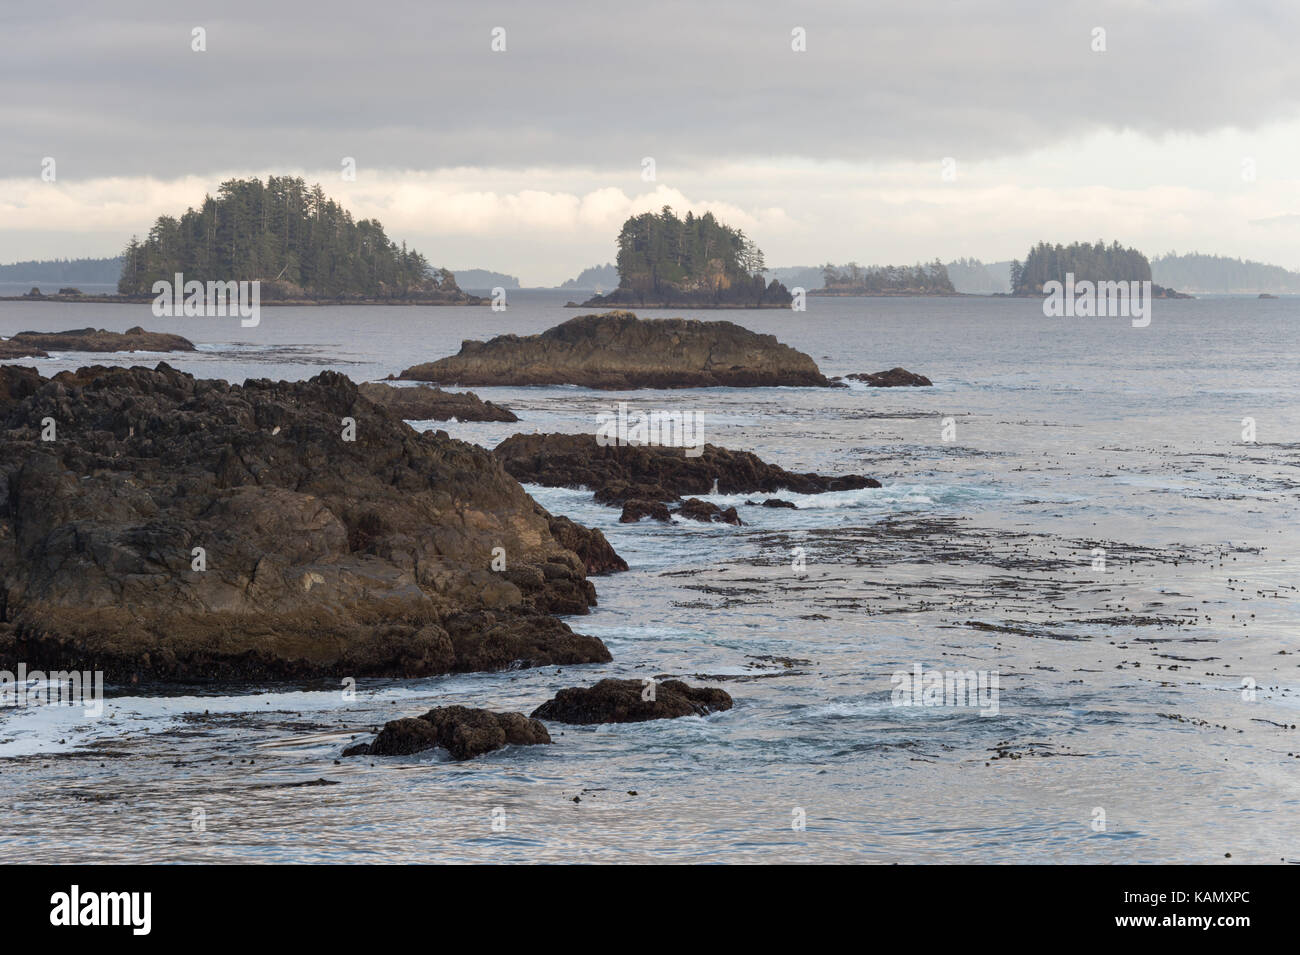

[530,678,734,724]
[357,381,517,422]
[494,432,879,506]
[0,363,620,682]
[1,326,195,356]
[343,705,551,761]
[396,311,833,389]
[844,367,933,387]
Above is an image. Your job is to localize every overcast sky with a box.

[3,0,1299,284]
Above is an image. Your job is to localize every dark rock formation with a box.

[357,381,517,422]
[618,497,741,525]
[546,514,628,575]
[844,367,933,387]
[494,432,879,506]
[747,498,797,509]
[531,678,734,724]
[396,311,832,389]
[0,363,621,682]
[673,498,743,525]
[0,340,48,360]
[619,499,673,523]
[342,705,551,761]
[1,326,195,356]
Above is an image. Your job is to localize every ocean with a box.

[1,289,1297,862]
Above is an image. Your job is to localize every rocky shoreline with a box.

[357,381,518,422]
[0,363,619,682]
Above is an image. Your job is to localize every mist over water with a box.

[2,291,1298,863]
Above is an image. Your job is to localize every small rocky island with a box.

[576,208,792,309]
[531,678,734,724]
[342,706,552,761]
[339,678,734,761]
[842,367,933,387]
[398,311,833,388]
[0,363,623,682]
[493,432,880,523]
[0,326,195,359]
[357,381,518,422]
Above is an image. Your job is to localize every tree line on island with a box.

[816,260,955,294]
[1009,240,1151,294]
[116,176,472,302]
[582,206,792,307]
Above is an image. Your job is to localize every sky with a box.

[2,0,1299,285]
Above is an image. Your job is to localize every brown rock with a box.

[530,678,734,724]
[494,432,879,505]
[673,498,743,525]
[358,381,517,422]
[619,499,673,523]
[845,367,932,387]
[344,705,551,761]
[397,311,833,389]
[3,326,195,355]
[0,363,620,682]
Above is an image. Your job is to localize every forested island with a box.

[0,256,123,284]
[561,262,618,290]
[116,176,481,304]
[811,260,957,295]
[1151,252,1300,293]
[1009,240,1189,297]
[578,207,792,308]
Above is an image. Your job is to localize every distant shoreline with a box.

[0,294,489,306]
[564,300,793,309]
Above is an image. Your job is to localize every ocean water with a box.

[1,290,1298,863]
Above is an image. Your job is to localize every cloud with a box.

[3,0,1299,178]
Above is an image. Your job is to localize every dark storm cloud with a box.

[3,0,1299,178]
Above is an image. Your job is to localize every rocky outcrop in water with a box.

[618,497,743,525]
[0,363,620,682]
[0,326,195,357]
[342,705,551,761]
[357,382,517,422]
[396,311,833,389]
[530,678,733,724]
[494,432,879,508]
[843,367,933,387]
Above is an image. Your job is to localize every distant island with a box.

[560,262,618,290]
[946,258,1012,294]
[576,207,793,308]
[0,256,123,284]
[810,260,957,296]
[452,268,521,290]
[1151,252,1300,294]
[1009,240,1190,298]
[115,176,482,304]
